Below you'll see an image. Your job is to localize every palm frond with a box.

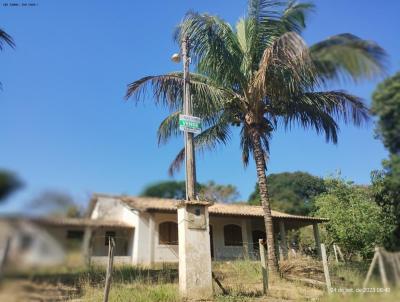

[168,121,232,175]
[157,111,181,145]
[248,0,284,23]
[175,12,246,89]
[254,31,317,104]
[310,33,388,83]
[279,90,370,143]
[0,29,15,50]
[125,72,234,114]
[281,1,315,33]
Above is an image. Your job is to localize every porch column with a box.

[82,227,93,266]
[148,213,155,265]
[279,220,288,260]
[313,223,322,259]
[241,219,249,259]
[274,236,280,262]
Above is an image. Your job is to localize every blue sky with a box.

[0,0,399,213]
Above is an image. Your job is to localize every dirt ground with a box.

[0,280,80,302]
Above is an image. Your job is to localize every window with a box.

[66,230,84,240]
[159,222,178,245]
[224,224,242,246]
[105,231,116,246]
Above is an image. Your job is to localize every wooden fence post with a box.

[363,248,378,288]
[0,237,11,282]
[320,243,332,293]
[259,239,268,294]
[336,245,345,262]
[103,237,115,302]
[377,248,388,288]
[333,244,339,263]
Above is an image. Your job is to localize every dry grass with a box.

[2,256,400,301]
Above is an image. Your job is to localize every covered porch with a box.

[32,217,135,265]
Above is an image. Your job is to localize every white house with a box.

[81,194,327,265]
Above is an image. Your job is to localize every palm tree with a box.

[125,0,386,272]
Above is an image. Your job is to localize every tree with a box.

[371,72,400,249]
[314,177,392,260]
[0,170,23,202]
[248,171,325,215]
[140,180,239,203]
[371,72,400,154]
[126,0,386,271]
[198,181,240,203]
[29,191,82,218]
[141,181,187,199]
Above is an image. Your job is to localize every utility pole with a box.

[176,36,213,300]
[182,36,196,201]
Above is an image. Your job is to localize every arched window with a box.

[224,224,242,246]
[159,222,178,245]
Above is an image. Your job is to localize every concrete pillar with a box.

[241,219,249,259]
[148,213,155,266]
[82,227,93,266]
[313,223,322,259]
[279,220,288,260]
[177,201,213,300]
[274,236,280,262]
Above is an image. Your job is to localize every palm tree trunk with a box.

[251,129,278,273]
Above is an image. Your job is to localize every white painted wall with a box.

[90,197,137,262]
[153,213,179,263]
[90,197,275,265]
[209,216,254,260]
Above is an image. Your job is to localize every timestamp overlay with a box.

[330,287,391,294]
[1,2,38,7]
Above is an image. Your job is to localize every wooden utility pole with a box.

[177,36,213,300]
[182,36,196,201]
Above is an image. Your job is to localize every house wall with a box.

[147,213,261,263]
[91,197,137,262]
[152,212,179,263]
[91,228,133,256]
[209,216,254,260]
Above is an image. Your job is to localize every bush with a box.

[314,177,392,260]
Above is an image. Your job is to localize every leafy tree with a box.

[140,180,239,202]
[141,181,187,199]
[371,72,400,250]
[0,170,23,202]
[29,191,82,218]
[198,181,240,203]
[126,0,386,271]
[248,171,325,215]
[371,72,400,154]
[315,177,392,260]
[371,158,400,249]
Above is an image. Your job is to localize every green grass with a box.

[81,283,178,302]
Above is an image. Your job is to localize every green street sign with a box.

[179,114,202,134]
